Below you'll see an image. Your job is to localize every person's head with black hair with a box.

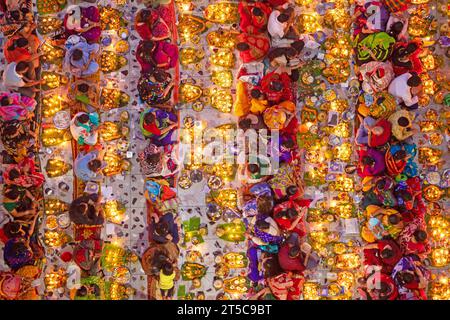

[376,179,386,190]
[277,13,289,23]
[282,136,295,149]
[257,196,273,216]
[155,221,169,237]
[252,7,263,17]
[76,286,88,297]
[290,69,300,82]
[4,185,20,200]
[77,83,89,93]
[15,61,29,74]
[268,47,286,61]
[398,271,414,284]
[255,219,270,231]
[71,49,84,61]
[285,47,297,58]
[291,40,305,53]
[388,214,401,225]
[270,81,283,92]
[8,37,28,51]
[380,248,394,259]
[153,69,169,83]
[16,37,29,48]
[286,208,298,219]
[404,43,418,55]
[10,11,21,21]
[288,246,301,258]
[362,156,375,166]
[87,159,103,173]
[251,89,262,99]
[3,222,22,238]
[393,149,407,161]
[76,114,89,125]
[8,168,20,180]
[378,281,390,295]
[236,42,250,52]
[414,229,427,243]
[146,152,161,165]
[286,185,298,196]
[74,202,89,216]
[3,124,18,136]
[143,112,155,126]
[397,116,410,127]
[1,96,12,106]
[248,163,260,174]
[388,21,404,38]
[238,118,252,130]
[162,262,174,276]
[397,189,412,202]
[407,73,421,88]
[143,40,155,52]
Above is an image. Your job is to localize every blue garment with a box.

[390,143,418,177]
[66,41,100,77]
[74,150,104,182]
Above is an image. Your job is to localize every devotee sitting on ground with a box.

[153,40,178,70]
[138,69,174,105]
[139,107,178,146]
[64,4,101,43]
[69,80,100,111]
[64,38,100,77]
[268,7,295,40]
[74,149,107,182]
[391,41,423,75]
[150,213,179,244]
[2,61,43,98]
[159,262,177,300]
[2,157,44,188]
[3,237,34,271]
[388,109,417,141]
[358,61,394,94]
[362,238,402,273]
[134,7,171,41]
[69,193,104,226]
[0,92,36,121]
[238,1,272,35]
[136,40,157,74]
[355,115,392,147]
[2,185,39,222]
[358,148,386,177]
[388,72,422,110]
[4,33,41,69]
[392,255,430,300]
[70,111,100,146]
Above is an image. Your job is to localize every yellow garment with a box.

[361,225,376,243]
[279,100,295,112]
[159,270,175,290]
[263,106,287,130]
[389,110,415,141]
[250,98,269,114]
[232,80,250,117]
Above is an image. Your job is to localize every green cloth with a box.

[3,201,17,212]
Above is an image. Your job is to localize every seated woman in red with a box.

[135,8,171,41]
[236,33,270,63]
[273,202,309,237]
[238,1,272,35]
[153,40,178,70]
[363,238,402,273]
[391,40,423,76]
[260,71,294,103]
